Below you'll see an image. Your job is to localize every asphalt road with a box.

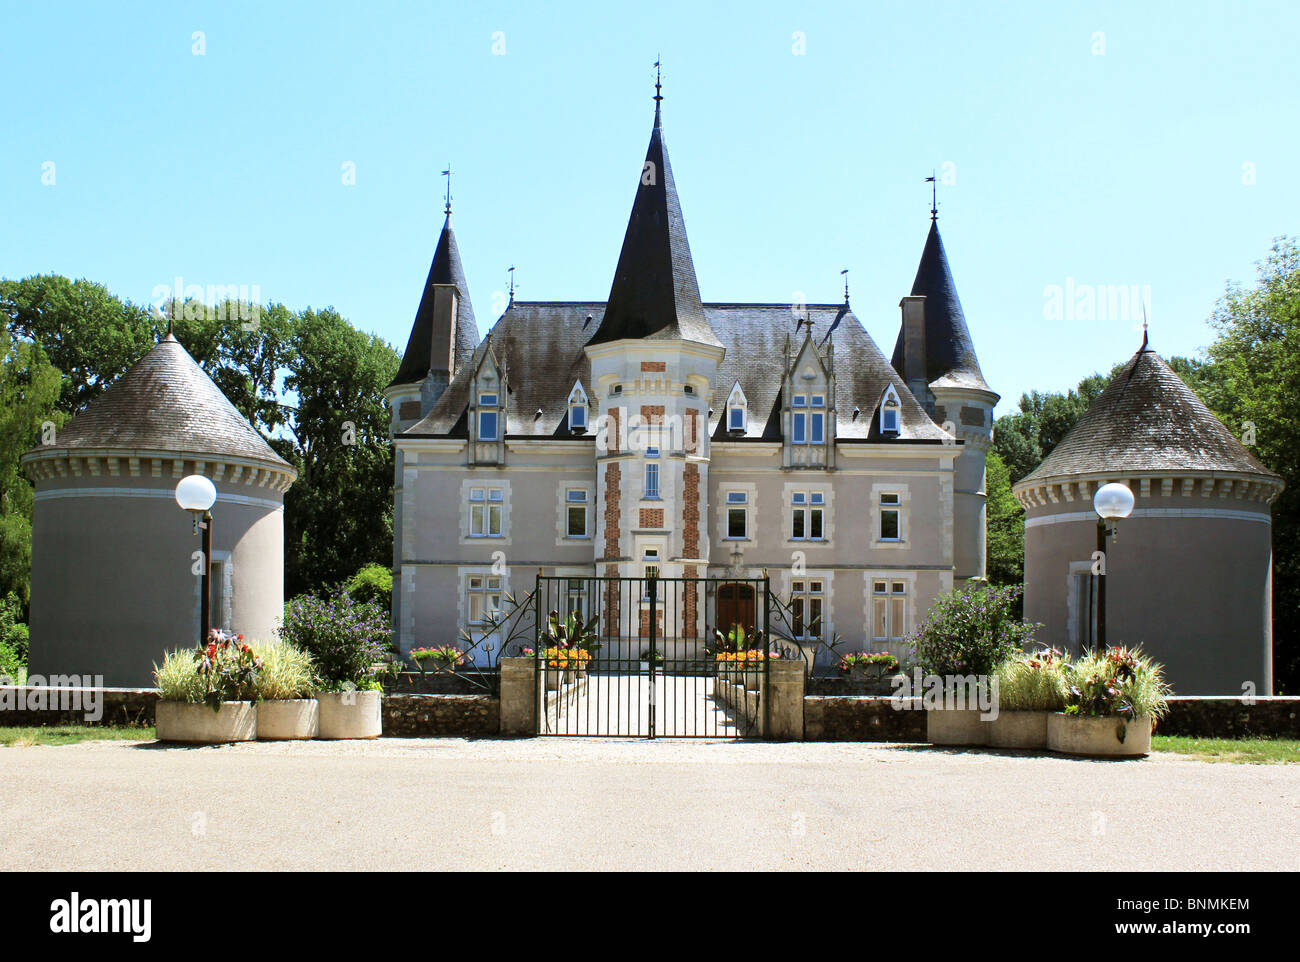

[2,738,1297,871]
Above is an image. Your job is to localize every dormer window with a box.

[725,381,747,435]
[478,393,499,441]
[610,384,623,397]
[879,387,901,436]
[568,381,589,433]
[792,394,826,445]
[684,384,695,396]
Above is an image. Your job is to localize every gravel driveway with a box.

[3,738,1296,871]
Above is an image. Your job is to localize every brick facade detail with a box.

[602,461,621,560]
[639,507,664,529]
[640,361,666,372]
[682,462,700,558]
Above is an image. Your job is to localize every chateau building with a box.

[384,91,997,666]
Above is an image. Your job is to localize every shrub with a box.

[0,592,28,677]
[909,581,1038,677]
[154,631,262,709]
[345,563,393,611]
[250,639,316,699]
[995,648,1067,711]
[1063,646,1171,719]
[279,592,391,691]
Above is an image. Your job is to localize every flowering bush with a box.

[1063,646,1170,719]
[543,647,591,669]
[838,652,900,679]
[410,645,467,671]
[909,582,1038,677]
[278,592,391,692]
[994,648,1067,711]
[543,609,601,653]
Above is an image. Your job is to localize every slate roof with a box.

[388,213,479,388]
[1018,347,1281,484]
[24,335,293,471]
[403,301,951,443]
[890,219,992,393]
[587,108,722,348]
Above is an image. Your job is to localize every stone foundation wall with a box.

[0,686,158,726]
[383,694,499,737]
[1158,696,1300,739]
[804,696,927,742]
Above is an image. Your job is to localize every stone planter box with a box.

[317,690,382,739]
[926,708,989,746]
[256,699,320,740]
[155,700,257,744]
[1047,713,1152,757]
[986,710,1050,750]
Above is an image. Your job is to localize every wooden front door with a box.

[716,583,756,634]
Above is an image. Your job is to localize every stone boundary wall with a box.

[2,687,1296,741]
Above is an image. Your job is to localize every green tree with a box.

[281,307,399,597]
[1202,237,1300,692]
[985,451,1024,587]
[0,328,64,607]
[1,275,157,413]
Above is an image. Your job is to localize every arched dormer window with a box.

[726,381,747,434]
[568,381,589,433]
[879,386,901,436]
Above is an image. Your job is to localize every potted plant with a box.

[279,592,390,739]
[153,630,260,744]
[838,651,900,690]
[638,649,665,672]
[251,639,318,740]
[410,644,467,674]
[988,648,1066,749]
[912,582,1038,747]
[742,648,765,689]
[1049,646,1170,757]
[543,647,566,690]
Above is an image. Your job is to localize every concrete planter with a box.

[744,669,761,690]
[545,669,562,691]
[986,710,1050,750]
[256,699,320,740]
[1047,713,1152,757]
[316,690,383,739]
[926,708,988,746]
[155,700,257,744]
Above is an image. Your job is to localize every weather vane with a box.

[925,171,938,220]
[841,267,850,304]
[653,56,662,105]
[441,164,452,215]
[507,265,517,306]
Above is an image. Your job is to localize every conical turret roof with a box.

[390,213,479,388]
[891,219,990,393]
[26,334,291,471]
[1019,347,1281,484]
[587,103,721,348]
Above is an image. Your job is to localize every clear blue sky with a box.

[4,0,1296,415]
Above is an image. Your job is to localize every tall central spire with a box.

[588,74,721,348]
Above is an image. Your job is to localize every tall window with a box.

[871,580,907,643]
[729,403,745,432]
[478,393,499,441]
[644,447,660,499]
[469,486,504,537]
[791,491,825,541]
[566,488,588,538]
[792,395,806,444]
[726,491,748,539]
[810,394,825,444]
[467,575,503,624]
[566,579,587,619]
[791,580,823,640]
[570,401,587,431]
[879,493,901,541]
[792,394,826,444]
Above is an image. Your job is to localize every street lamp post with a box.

[175,474,218,647]
[1092,481,1135,652]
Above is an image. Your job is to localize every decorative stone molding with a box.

[22,450,296,493]
[1013,471,1282,511]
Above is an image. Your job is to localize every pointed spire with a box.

[588,86,721,348]
[653,57,663,128]
[890,218,990,393]
[388,210,479,389]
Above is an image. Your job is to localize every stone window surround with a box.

[780,568,835,643]
[870,481,910,548]
[459,477,512,546]
[457,564,513,643]
[555,479,596,546]
[863,569,916,652]
[716,481,758,545]
[1065,560,1095,653]
[782,481,834,546]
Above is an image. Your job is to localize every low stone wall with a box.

[1158,696,1300,739]
[383,694,499,737]
[384,672,497,695]
[803,695,927,742]
[0,686,157,726]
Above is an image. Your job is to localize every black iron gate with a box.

[533,574,770,738]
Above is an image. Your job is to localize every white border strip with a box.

[1026,507,1270,528]
[35,487,284,512]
